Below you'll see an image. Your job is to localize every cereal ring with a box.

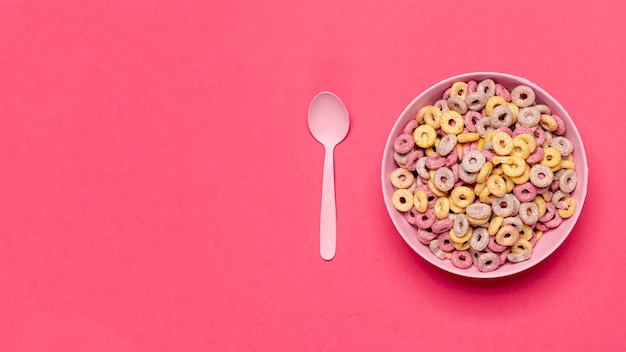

[417,106,442,127]
[431,218,453,233]
[476,161,493,184]
[489,105,514,128]
[511,238,533,255]
[539,114,558,132]
[447,96,468,115]
[434,99,449,112]
[437,134,457,156]
[450,81,468,99]
[413,124,437,148]
[559,169,577,193]
[513,182,537,202]
[495,83,511,101]
[492,194,517,217]
[497,157,526,178]
[486,216,503,236]
[511,85,536,107]
[437,232,456,252]
[426,154,447,169]
[457,132,480,143]
[526,146,545,165]
[465,91,489,111]
[519,202,540,225]
[458,167,479,184]
[413,189,428,213]
[535,104,551,115]
[404,207,420,225]
[404,149,423,171]
[476,252,500,272]
[557,197,577,218]
[452,214,470,236]
[392,188,414,212]
[466,203,492,221]
[464,111,483,132]
[403,119,419,135]
[551,190,569,209]
[476,117,494,138]
[529,164,554,188]
[433,197,450,219]
[429,239,449,259]
[417,228,437,245]
[485,95,508,116]
[552,114,567,135]
[477,79,496,97]
[450,186,475,208]
[492,131,514,155]
[451,250,473,269]
[495,224,520,246]
[486,174,507,198]
[470,227,489,251]
[467,80,478,94]
[428,179,448,197]
[533,127,546,146]
[510,137,531,159]
[415,208,436,229]
[390,167,415,189]
[507,249,531,263]
[515,133,537,153]
[416,157,430,179]
[450,226,473,244]
[461,150,486,173]
[517,106,541,127]
[433,167,455,192]
[394,133,415,154]
[440,110,465,134]
[393,151,407,167]
[550,136,573,157]
[454,240,471,251]
[541,147,562,168]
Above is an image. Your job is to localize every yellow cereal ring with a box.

[533,196,547,218]
[425,146,436,156]
[487,174,507,197]
[450,226,473,243]
[488,216,504,235]
[511,238,533,255]
[491,165,504,176]
[510,164,531,184]
[413,189,428,213]
[510,137,531,159]
[457,132,480,143]
[428,179,448,197]
[492,156,513,165]
[434,197,450,219]
[520,224,533,241]
[390,167,415,189]
[450,186,475,208]
[496,225,520,246]
[502,157,526,177]
[535,230,544,241]
[478,186,494,204]
[508,102,519,123]
[558,197,577,218]
[492,131,514,155]
[413,124,437,148]
[516,133,536,153]
[541,147,562,168]
[474,181,488,197]
[503,175,515,193]
[539,114,558,132]
[454,240,471,251]
[450,81,468,100]
[449,200,466,214]
[559,160,575,170]
[476,162,493,184]
[440,110,464,135]
[417,105,441,126]
[467,214,490,225]
[485,95,508,116]
[392,189,413,212]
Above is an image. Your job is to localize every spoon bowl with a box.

[308,92,350,260]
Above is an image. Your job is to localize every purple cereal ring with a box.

[514,182,537,202]
[495,83,511,102]
[526,146,545,164]
[404,149,424,171]
[535,223,549,232]
[437,232,456,252]
[394,133,415,154]
[432,218,453,233]
[476,252,501,272]
[453,214,470,236]
[415,209,436,229]
[425,154,446,170]
[451,250,473,269]
[417,228,437,245]
[464,111,483,132]
[511,85,536,107]
[434,167,455,192]
[403,119,419,135]
[552,114,567,135]
[550,180,560,193]
[467,80,478,94]
[488,235,508,252]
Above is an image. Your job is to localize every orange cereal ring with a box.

[392,189,413,212]
[413,124,437,148]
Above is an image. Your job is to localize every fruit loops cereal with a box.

[390,78,578,272]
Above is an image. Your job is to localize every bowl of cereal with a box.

[381,72,588,278]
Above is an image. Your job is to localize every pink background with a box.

[0,0,624,351]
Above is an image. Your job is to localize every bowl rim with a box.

[381,71,589,279]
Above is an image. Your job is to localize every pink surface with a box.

[0,1,624,351]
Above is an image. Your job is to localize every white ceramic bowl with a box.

[381,72,588,278]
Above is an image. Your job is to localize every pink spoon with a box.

[308,92,350,261]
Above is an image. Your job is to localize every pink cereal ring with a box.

[526,146,544,164]
[539,202,557,223]
[499,248,511,265]
[488,235,508,252]
[394,133,415,154]
[443,88,451,100]
[437,232,456,252]
[403,119,419,135]
[404,150,424,171]
[426,154,446,169]
[495,83,512,102]
[552,114,567,135]
[451,250,473,269]
[497,127,513,136]
[467,80,478,94]
[404,207,420,225]
[464,111,483,132]
[544,213,563,229]
[535,223,549,232]
[445,147,459,167]
[476,252,501,272]
[417,228,437,245]
[533,127,546,145]
[481,149,494,163]
[432,218,454,233]
[512,126,534,137]
[415,209,436,229]
[513,182,537,202]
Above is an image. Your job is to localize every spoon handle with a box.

[320,145,337,260]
